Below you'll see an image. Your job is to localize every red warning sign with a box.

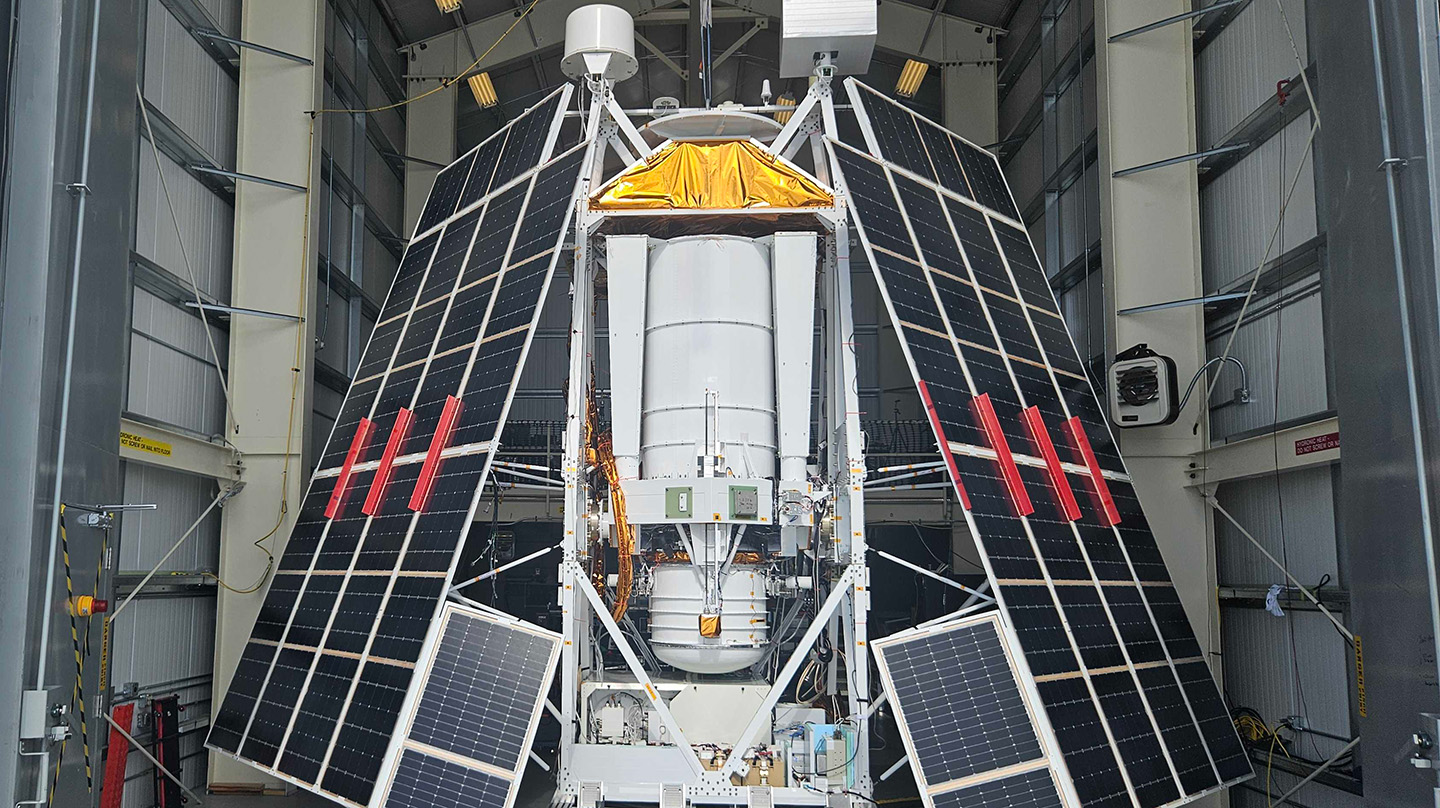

[1294,431,1339,456]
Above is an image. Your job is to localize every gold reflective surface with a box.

[591,140,832,210]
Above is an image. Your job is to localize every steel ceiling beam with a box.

[402,0,994,79]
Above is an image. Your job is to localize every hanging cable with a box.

[1273,0,1320,132]
[1204,0,1322,404]
[110,486,234,618]
[136,85,237,436]
[1205,495,1352,642]
[308,0,541,117]
[1202,120,1317,404]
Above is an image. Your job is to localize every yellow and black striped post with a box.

[58,506,93,795]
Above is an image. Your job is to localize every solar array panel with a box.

[373,603,562,808]
[207,86,589,807]
[873,614,1070,808]
[832,78,1251,808]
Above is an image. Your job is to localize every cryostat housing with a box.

[606,233,817,674]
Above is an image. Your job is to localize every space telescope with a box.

[206,5,1254,808]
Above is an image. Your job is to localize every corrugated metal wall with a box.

[1215,466,1338,585]
[135,151,234,299]
[116,0,241,799]
[998,0,1102,368]
[309,0,408,474]
[1205,283,1328,439]
[1195,0,1308,148]
[1197,3,1355,806]
[1200,113,1317,292]
[142,0,238,167]
[113,0,406,802]
[128,287,230,437]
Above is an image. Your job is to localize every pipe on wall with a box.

[21,0,104,805]
[1363,0,1440,704]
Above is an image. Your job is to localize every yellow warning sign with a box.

[1354,634,1366,718]
[120,430,172,458]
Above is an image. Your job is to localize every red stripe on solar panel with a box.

[972,393,1033,516]
[1062,416,1120,526]
[409,396,464,512]
[916,380,972,509]
[363,408,413,516]
[1022,406,1081,521]
[326,417,375,519]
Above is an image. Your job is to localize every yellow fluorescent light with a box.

[773,95,797,124]
[468,72,498,108]
[436,0,462,12]
[896,59,929,98]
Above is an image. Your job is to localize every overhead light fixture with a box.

[436,0,462,12]
[468,72,498,108]
[896,59,929,98]
[773,94,797,124]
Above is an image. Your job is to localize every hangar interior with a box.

[2,2,1439,808]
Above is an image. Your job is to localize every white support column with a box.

[558,206,596,799]
[403,79,457,235]
[402,27,466,234]
[942,62,998,146]
[1094,2,1218,675]
[211,0,323,789]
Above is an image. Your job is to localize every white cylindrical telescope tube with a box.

[640,235,777,479]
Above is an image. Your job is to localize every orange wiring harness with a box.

[596,431,634,621]
[583,371,633,620]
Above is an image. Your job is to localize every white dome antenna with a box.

[561,5,639,81]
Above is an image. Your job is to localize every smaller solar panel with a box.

[374,603,561,808]
[874,613,1075,808]
[932,769,1066,808]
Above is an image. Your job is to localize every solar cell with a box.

[1134,667,1219,795]
[416,88,567,241]
[874,614,1069,808]
[1036,677,1132,808]
[1174,662,1252,782]
[414,150,476,237]
[931,769,1066,808]
[385,750,511,808]
[206,88,586,807]
[848,81,1019,220]
[373,604,561,808]
[828,79,1251,808]
[1090,672,1180,808]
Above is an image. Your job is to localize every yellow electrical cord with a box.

[308,0,542,117]
[1234,713,1292,807]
